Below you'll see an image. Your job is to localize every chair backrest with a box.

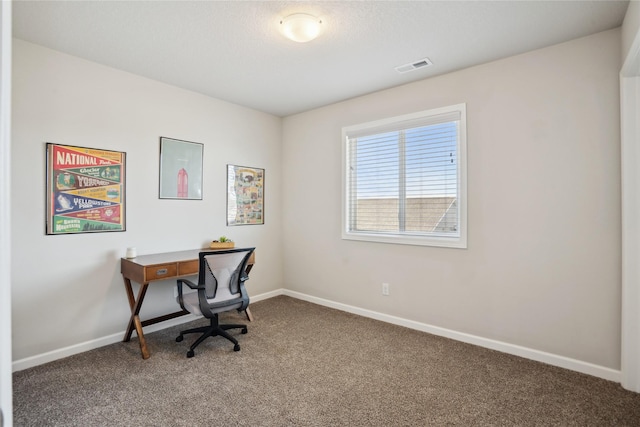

[198,248,254,300]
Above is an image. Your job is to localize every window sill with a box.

[342,231,467,249]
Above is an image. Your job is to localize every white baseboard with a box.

[12,289,286,372]
[12,312,201,372]
[249,288,283,303]
[13,288,622,384]
[282,289,622,383]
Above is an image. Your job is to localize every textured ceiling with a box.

[12,0,629,117]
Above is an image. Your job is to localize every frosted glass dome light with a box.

[280,13,322,43]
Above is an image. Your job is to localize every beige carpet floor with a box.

[13,295,640,426]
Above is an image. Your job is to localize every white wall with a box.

[620,0,640,392]
[282,29,622,371]
[1,1,12,424]
[11,39,283,362]
[622,0,640,64]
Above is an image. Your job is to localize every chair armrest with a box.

[176,279,203,310]
[177,278,200,290]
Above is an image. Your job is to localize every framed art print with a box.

[159,137,204,200]
[227,164,264,225]
[46,143,126,235]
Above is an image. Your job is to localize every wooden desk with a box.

[121,248,255,359]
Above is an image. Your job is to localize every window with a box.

[342,104,467,248]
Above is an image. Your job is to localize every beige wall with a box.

[622,0,640,65]
[620,0,640,392]
[11,39,284,361]
[282,29,622,369]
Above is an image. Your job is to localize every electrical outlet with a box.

[382,282,390,296]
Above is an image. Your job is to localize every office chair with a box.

[175,248,255,358]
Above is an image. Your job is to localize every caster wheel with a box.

[241,327,248,334]
[176,335,184,342]
[187,350,194,358]
[234,344,241,352]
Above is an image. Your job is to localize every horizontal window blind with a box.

[343,104,466,247]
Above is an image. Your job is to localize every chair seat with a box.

[178,290,243,316]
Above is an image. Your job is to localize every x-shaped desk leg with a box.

[123,277,150,359]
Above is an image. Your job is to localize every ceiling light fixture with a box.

[280,13,322,43]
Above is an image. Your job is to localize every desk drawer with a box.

[178,260,199,276]
[145,263,177,281]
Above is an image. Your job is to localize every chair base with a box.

[176,314,247,358]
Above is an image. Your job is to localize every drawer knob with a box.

[156,268,168,275]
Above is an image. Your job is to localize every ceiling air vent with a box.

[395,57,433,74]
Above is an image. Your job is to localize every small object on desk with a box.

[125,247,137,258]
[210,236,235,249]
[209,241,235,249]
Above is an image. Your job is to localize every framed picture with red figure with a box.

[159,137,203,200]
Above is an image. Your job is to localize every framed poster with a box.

[46,143,126,235]
[227,164,264,225]
[159,137,203,200]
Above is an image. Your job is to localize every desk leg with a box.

[122,277,150,359]
[133,315,149,359]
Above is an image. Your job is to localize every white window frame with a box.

[342,103,467,248]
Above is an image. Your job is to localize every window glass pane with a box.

[343,103,466,248]
[404,122,458,233]
[352,131,399,232]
